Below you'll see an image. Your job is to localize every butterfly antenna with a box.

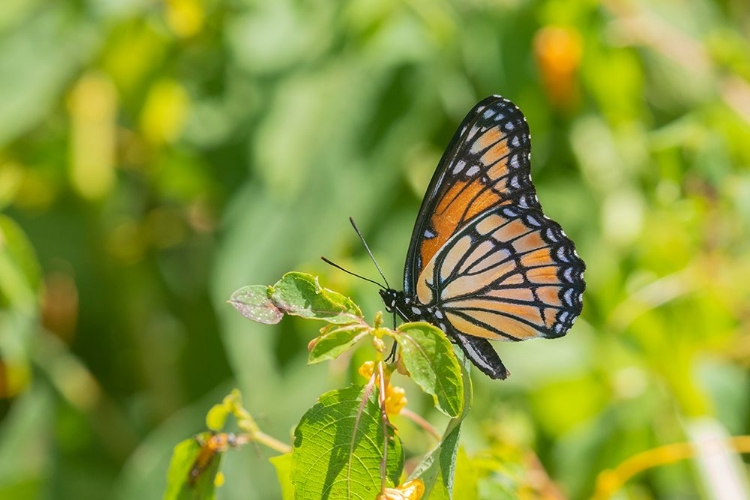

[348,217,391,289]
[320,256,385,289]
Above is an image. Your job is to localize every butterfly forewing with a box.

[404,96,541,295]
[415,205,585,342]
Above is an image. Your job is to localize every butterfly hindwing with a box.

[451,332,510,380]
[416,205,585,342]
[404,96,541,295]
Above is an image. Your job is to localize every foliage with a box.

[2,0,750,498]
[168,272,469,498]
[170,272,573,498]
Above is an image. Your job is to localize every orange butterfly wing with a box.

[404,96,540,295]
[390,95,585,380]
[415,206,585,342]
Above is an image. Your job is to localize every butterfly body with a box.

[385,95,585,380]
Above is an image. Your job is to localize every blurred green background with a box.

[2,0,750,498]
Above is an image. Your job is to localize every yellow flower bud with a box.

[380,479,425,499]
[385,384,407,416]
[358,361,375,379]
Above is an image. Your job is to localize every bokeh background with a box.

[2,0,750,498]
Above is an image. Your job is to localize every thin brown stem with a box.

[400,408,441,441]
[377,361,390,494]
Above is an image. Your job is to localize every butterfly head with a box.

[379,288,403,314]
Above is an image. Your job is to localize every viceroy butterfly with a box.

[378,95,586,380]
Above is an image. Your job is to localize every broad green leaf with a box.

[164,434,222,500]
[308,323,370,364]
[409,358,473,499]
[291,385,403,500]
[269,453,294,500]
[271,272,363,324]
[394,322,463,417]
[228,285,283,324]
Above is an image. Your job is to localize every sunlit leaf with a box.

[230,273,365,326]
[0,216,40,397]
[291,385,403,499]
[308,323,370,364]
[409,358,473,499]
[269,453,294,500]
[0,215,41,309]
[452,447,479,500]
[270,272,363,324]
[228,285,283,324]
[205,403,230,432]
[410,421,461,500]
[394,322,463,417]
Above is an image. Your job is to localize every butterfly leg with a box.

[450,332,510,380]
[385,340,398,363]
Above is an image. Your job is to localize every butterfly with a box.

[379,95,586,380]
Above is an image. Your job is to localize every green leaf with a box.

[163,434,222,500]
[452,447,479,500]
[205,404,230,432]
[228,285,283,324]
[229,273,365,326]
[0,216,39,397]
[0,215,41,311]
[409,358,473,499]
[270,272,363,324]
[269,453,294,500]
[410,421,461,500]
[308,324,370,364]
[291,385,403,500]
[394,322,463,417]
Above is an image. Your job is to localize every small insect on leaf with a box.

[164,433,238,500]
[188,433,241,487]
